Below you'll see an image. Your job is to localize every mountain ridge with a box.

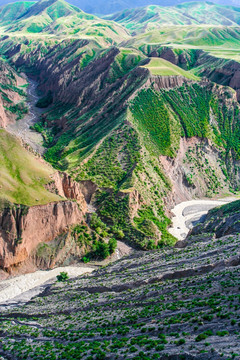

[0,0,239,15]
[105,2,240,33]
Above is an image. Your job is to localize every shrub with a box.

[109,238,117,254]
[176,339,186,346]
[56,272,69,282]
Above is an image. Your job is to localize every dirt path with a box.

[169,197,238,240]
[6,79,45,154]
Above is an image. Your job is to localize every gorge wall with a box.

[0,59,27,127]
[0,200,86,272]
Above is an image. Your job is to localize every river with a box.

[6,78,45,154]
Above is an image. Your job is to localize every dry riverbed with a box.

[0,241,132,307]
[169,197,238,240]
[6,78,44,154]
[0,266,95,307]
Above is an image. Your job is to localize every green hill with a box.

[0,1,35,24]
[125,25,240,56]
[0,0,130,42]
[106,2,240,34]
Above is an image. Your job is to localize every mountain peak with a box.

[18,0,81,20]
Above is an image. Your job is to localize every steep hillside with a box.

[0,1,34,24]
[0,58,28,127]
[189,199,240,239]
[1,201,240,359]
[137,46,240,100]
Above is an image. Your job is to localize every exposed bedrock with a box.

[145,74,191,90]
[50,171,98,211]
[0,200,86,270]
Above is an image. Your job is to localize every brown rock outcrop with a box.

[0,201,85,270]
[145,75,192,90]
[51,172,98,208]
[0,60,27,128]
[0,99,9,128]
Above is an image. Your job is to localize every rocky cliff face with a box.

[160,137,234,209]
[145,74,192,90]
[51,172,97,210]
[0,60,26,127]
[0,200,86,271]
[194,54,240,101]
[146,46,240,101]
[0,165,101,274]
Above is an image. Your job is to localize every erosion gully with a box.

[6,78,45,154]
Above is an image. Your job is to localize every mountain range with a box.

[0,0,239,14]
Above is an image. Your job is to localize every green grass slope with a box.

[0,0,130,43]
[142,57,199,80]
[126,25,240,54]
[130,82,240,158]
[0,129,61,206]
[0,1,35,25]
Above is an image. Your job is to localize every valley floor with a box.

[6,78,44,154]
[0,241,132,307]
[169,197,239,241]
[0,265,95,307]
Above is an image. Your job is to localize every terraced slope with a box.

[1,201,240,359]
